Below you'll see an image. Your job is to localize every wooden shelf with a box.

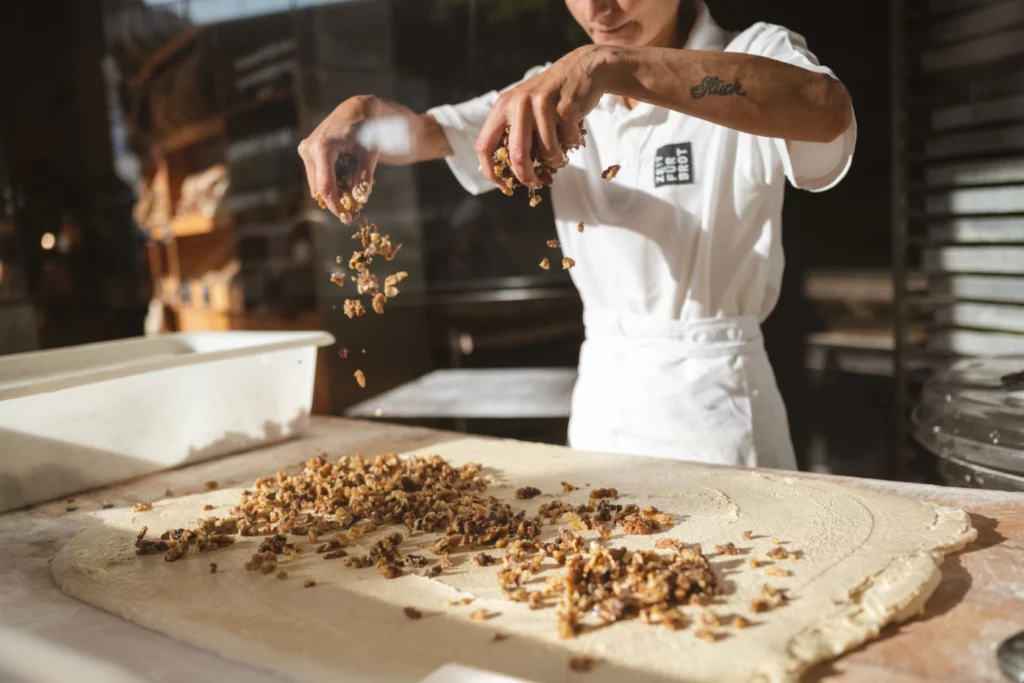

[153,88,297,156]
[150,213,234,241]
[129,26,205,91]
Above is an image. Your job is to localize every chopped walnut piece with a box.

[766,566,791,577]
[371,292,387,314]
[601,164,621,181]
[577,221,585,233]
[209,563,218,573]
[330,272,345,287]
[569,656,595,672]
[771,537,782,546]
[491,631,508,642]
[620,514,656,535]
[515,486,541,500]
[203,504,215,511]
[767,546,790,561]
[66,506,77,512]
[560,481,578,492]
[338,347,349,358]
[132,502,153,512]
[743,530,753,540]
[276,569,288,580]
[204,481,218,491]
[324,549,349,560]
[343,299,366,319]
[546,239,560,248]
[469,608,491,621]
[656,538,684,550]
[447,597,475,607]
[529,195,543,207]
[354,369,366,388]
[471,553,496,567]
[701,610,722,628]
[404,606,423,620]
[732,615,751,629]
[303,578,316,588]
[562,257,575,270]
[164,488,174,497]
[750,598,770,613]
[694,628,717,643]
[539,258,550,270]
[589,488,618,500]
[714,542,741,556]
[102,503,115,509]
[749,557,762,568]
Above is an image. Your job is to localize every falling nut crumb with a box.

[529,195,543,207]
[209,562,218,573]
[330,272,345,287]
[403,606,423,620]
[343,299,366,319]
[132,502,153,512]
[547,239,560,248]
[577,221,585,233]
[354,370,366,388]
[562,257,575,270]
[569,655,595,672]
[338,347,349,358]
[303,578,316,588]
[601,164,621,181]
[539,258,550,270]
[372,292,386,314]
[743,530,753,540]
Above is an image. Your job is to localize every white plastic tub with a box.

[0,330,334,513]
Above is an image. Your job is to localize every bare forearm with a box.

[596,46,852,143]
[357,96,452,165]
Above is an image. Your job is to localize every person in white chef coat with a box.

[298,0,856,470]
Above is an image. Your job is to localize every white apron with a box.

[568,310,797,470]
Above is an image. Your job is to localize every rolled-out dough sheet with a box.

[51,438,976,683]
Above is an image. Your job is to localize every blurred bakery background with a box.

[2,0,1023,487]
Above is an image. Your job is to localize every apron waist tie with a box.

[582,310,762,355]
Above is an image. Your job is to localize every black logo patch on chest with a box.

[653,143,694,187]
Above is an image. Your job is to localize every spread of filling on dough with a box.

[132,451,799,644]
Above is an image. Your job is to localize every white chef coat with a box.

[427,1,856,469]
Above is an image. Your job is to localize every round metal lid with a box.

[912,356,1024,476]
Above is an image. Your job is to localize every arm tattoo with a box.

[690,76,747,99]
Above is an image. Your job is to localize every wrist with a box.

[584,44,637,97]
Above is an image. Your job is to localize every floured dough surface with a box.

[51,438,976,683]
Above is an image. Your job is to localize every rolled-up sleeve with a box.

[741,23,856,192]
[427,91,500,196]
[427,64,549,196]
